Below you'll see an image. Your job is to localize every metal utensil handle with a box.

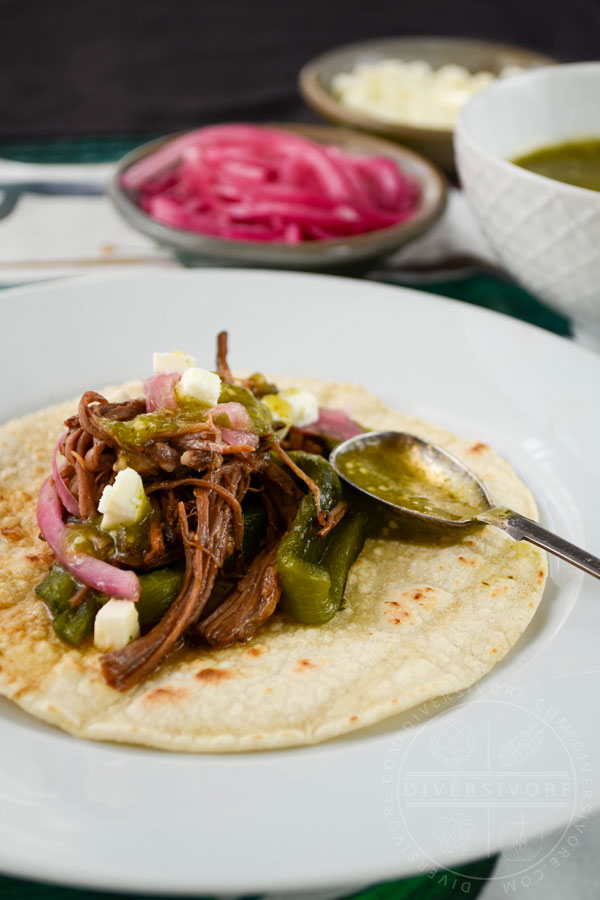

[477,507,600,579]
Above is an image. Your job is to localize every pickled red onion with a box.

[220,428,259,449]
[144,373,180,411]
[122,125,420,243]
[210,402,252,431]
[298,408,364,442]
[36,476,140,601]
[52,432,80,516]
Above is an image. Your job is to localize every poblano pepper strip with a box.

[277,452,366,625]
[240,494,268,560]
[53,594,102,646]
[317,513,368,614]
[136,566,185,626]
[37,565,103,645]
[35,563,186,644]
[35,564,78,617]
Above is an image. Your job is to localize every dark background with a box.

[2,0,599,140]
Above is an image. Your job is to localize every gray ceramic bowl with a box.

[299,37,555,173]
[109,123,446,274]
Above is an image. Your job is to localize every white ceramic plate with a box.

[1,270,599,895]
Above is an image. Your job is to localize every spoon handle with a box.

[477,507,600,580]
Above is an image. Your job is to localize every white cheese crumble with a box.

[176,367,222,406]
[332,60,522,129]
[98,467,148,531]
[153,350,197,375]
[104,381,144,403]
[279,389,319,428]
[94,599,140,652]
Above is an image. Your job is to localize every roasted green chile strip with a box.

[317,513,368,615]
[101,383,273,448]
[100,400,211,448]
[136,566,185,626]
[278,513,367,625]
[35,566,103,646]
[35,565,78,617]
[277,452,366,625]
[53,595,101,646]
[240,494,268,560]
[35,563,186,644]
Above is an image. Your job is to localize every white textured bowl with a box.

[455,62,600,349]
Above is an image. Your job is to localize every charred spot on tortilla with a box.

[1,526,24,541]
[195,667,234,683]
[144,686,188,703]
[469,442,489,454]
[457,556,477,566]
[295,658,317,671]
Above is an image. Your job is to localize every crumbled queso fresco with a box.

[331,59,522,129]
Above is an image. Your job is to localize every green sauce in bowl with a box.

[513,138,600,192]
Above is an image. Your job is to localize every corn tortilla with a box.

[0,377,547,751]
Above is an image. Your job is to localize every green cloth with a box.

[403,274,570,338]
[0,137,570,899]
[0,136,157,165]
[0,857,496,900]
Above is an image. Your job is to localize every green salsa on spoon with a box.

[330,430,600,579]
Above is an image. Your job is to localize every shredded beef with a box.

[171,432,220,452]
[270,441,323,522]
[317,501,348,537]
[281,427,326,455]
[101,462,251,690]
[77,391,116,444]
[216,330,234,384]
[255,455,303,535]
[144,441,180,472]
[84,439,107,471]
[55,330,325,690]
[198,543,280,647]
[179,449,222,470]
[98,398,147,421]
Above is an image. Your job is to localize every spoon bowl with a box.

[330,430,600,580]
[330,430,492,526]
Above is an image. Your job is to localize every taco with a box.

[0,335,546,751]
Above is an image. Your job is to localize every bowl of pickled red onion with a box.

[109,123,446,272]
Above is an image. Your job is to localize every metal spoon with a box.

[329,431,600,580]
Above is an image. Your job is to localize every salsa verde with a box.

[336,442,484,521]
[513,138,600,192]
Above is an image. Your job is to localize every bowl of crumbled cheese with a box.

[300,36,555,173]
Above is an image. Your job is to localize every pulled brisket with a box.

[102,462,251,690]
[55,332,321,690]
[99,398,147,421]
[198,543,280,647]
[216,330,234,384]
